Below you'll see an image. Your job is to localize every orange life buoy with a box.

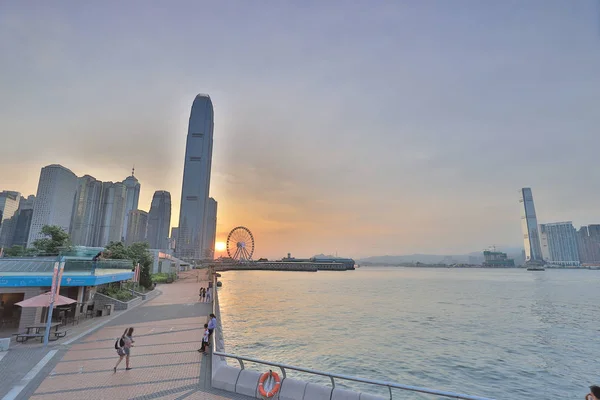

[258,370,281,398]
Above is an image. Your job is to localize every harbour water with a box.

[218,267,599,399]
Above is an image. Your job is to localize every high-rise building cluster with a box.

[519,187,599,267]
[0,165,175,252]
[0,94,219,259]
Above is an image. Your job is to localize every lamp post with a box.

[44,255,65,347]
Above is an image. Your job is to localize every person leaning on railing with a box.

[586,385,600,400]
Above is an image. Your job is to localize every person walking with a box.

[197,323,210,354]
[205,287,211,303]
[114,327,135,372]
[202,288,206,302]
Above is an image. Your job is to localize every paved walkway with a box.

[1,269,254,400]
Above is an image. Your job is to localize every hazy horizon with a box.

[2,1,599,259]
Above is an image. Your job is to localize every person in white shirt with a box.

[197,323,209,354]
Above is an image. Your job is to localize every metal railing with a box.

[210,271,494,400]
[212,350,494,400]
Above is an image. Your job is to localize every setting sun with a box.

[215,241,226,252]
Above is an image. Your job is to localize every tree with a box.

[129,242,153,289]
[104,241,154,289]
[104,241,129,260]
[32,225,71,255]
[4,245,26,257]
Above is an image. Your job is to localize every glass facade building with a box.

[177,94,214,259]
[519,188,543,263]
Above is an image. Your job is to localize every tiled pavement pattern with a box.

[17,269,255,400]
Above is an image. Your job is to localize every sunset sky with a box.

[1,1,599,259]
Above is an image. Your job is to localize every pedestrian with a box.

[202,288,206,302]
[199,287,203,301]
[205,287,211,303]
[208,313,217,339]
[587,386,600,400]
[197,323,209,354]
[114,327,135,372]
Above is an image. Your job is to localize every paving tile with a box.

[23,268,254,400]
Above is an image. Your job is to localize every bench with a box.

[14,333,44,343]
[53,329,69,339]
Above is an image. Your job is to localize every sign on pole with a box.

[134,263,140,283]
[44,258,65,347]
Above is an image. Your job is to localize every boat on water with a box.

[527,267,545,271]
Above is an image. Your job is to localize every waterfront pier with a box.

[1,268,493,400]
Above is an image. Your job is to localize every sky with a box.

[1,1,600,259]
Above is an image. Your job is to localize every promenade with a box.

[0,269,254,400]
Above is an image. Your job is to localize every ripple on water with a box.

[218,268,600,399]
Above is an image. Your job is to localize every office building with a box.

[170,227,179,251]
[70,175,104,247]
[177,94,214,259]
[147,191,171,250]
[11,195,35,248]
[202,198,218,259]
[27,165,78,247]
[539,222,580,266]
[0,191,21,248]
[576,225,600,265]
[125,209,148,245]
[519,188,543,263]
[97,182,127,246]
[121,169,140,242]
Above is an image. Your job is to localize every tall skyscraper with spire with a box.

[519,188,543,264]
[122,167,140,242]
[177,94,214,259]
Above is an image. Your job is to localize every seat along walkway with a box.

[21,269,255,400]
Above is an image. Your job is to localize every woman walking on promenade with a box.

[114,327,135,372]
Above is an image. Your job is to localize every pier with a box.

[213,261,354,272]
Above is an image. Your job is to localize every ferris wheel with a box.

[226,226,255,262]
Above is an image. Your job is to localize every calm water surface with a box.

[217,267,599,399]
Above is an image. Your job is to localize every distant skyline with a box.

[1,1,600,259]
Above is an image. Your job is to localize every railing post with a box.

[279,366,286,379]
[238,358,245,370]
[388,385,392,400]
[330,376,335,389]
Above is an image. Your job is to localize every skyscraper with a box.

[539,222,580,266]
[121,169,141,242]
[11,195,35,248]
[125,209,148,246]
[97,182,127,246]
[519,188,543,263]
[0,191,20,248]
[177,94,214,260]
[202,198,218,259]
[70,175,104,247]
[27,165,78,247]
[147,191,171,250]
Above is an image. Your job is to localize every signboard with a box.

[49,261,65,308]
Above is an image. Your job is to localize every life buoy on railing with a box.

[258,370,281,398]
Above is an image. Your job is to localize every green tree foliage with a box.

[104,241,154,289]
[31,225,71,255]
[104,241,129,259]
[4,245,26,257]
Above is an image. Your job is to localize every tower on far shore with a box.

[519,188,543,264]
